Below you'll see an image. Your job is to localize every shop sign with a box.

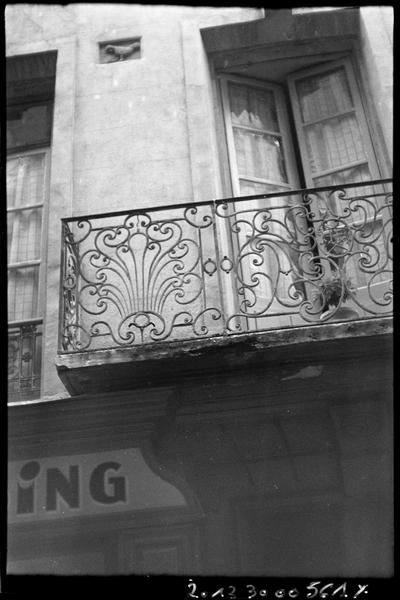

[8,448,186,523]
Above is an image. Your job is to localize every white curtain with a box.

[7,153,46,321]
[228,82,294,312]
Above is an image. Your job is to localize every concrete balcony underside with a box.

[56,316,392,395]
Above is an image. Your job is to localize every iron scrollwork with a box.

[60,180,392,351]
[61,206,224,350]
[8,321,42,401]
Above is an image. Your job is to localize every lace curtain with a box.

[7,152,46,322]
[227,82,295,312]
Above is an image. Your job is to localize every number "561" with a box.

[306,581,368,599]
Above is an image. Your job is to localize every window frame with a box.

[218,75,310,330]
[285,57,389,307]
[219,73,301,196]
[7,146,51,403]
[216,56,390,324]
[286,56,382,188]
[219,57,383,198]
[7,146,50,326]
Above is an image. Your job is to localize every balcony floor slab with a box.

[55,316,393,396]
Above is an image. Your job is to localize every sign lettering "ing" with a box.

[16,460,126,514]
[8,448,186,523]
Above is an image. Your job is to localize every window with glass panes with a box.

[220,57,389,320]
[221,58,380,200]
[7,52,55,401]
[7,151,49,322]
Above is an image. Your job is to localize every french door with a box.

[220,75,306,330]
[288,58,391,317]
[219,57,390,328]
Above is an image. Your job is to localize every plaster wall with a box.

[5,4,262,398]
[359,6,393,167]
[6,4,262,214]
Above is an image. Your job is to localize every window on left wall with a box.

[7,52,56,402]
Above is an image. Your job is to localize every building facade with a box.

[6,5,393,577]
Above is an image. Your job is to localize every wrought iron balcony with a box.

[8,319,42,401]
[59,180,392,354]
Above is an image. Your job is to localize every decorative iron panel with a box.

[60,180,392,352]
[8,320,42,401]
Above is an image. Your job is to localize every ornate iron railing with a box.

[8,319,42,401]
[59,180,392,352]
